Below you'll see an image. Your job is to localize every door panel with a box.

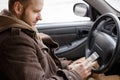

[36,21,93,60]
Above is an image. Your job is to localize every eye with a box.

[33,9,40,13]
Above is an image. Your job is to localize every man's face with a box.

[20,0,43,27]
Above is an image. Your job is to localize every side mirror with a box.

[73,3,89,17]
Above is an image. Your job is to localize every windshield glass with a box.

[105,0,120,12]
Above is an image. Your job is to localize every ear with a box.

[13,1,23,15]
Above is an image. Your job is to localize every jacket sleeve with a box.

[40,33,73,69]
[59,58,73,69]
[0,33,81,80]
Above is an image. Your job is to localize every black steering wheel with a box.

[86,13,120,73]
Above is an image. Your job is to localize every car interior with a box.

[37,0,120,75]
[0,0,119,78]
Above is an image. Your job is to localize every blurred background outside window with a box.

[0,0,90,23]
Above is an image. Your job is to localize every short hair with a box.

[8,0,29,12]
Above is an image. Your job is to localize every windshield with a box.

[105,0,120,12]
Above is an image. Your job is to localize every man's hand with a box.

[68,57,85,70]
[68,57,97,80]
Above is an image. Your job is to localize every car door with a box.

[37,21,93,60]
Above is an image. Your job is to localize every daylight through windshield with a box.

[105,0,120,12]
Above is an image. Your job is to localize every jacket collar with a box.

[0,9,58,49]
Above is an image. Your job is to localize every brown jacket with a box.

[0,10,81,80]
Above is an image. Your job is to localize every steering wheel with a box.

[86,13,120,73]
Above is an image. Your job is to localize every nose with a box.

[37,13,42,21]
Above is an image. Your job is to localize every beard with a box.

[19,8,30,26]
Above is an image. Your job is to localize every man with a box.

[0,0,95,80]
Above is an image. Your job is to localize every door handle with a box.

[78,29,89,38]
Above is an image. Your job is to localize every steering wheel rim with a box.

[86,13,120,73]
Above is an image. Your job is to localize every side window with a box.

[0,0,90,23]
[0,1,8,11]
[40,0,90,23]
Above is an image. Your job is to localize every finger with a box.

[82,59,92,66]
[83,70,92,78]
[86,61,97,68]
[90,61,97,67]
[68,65,74,70]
